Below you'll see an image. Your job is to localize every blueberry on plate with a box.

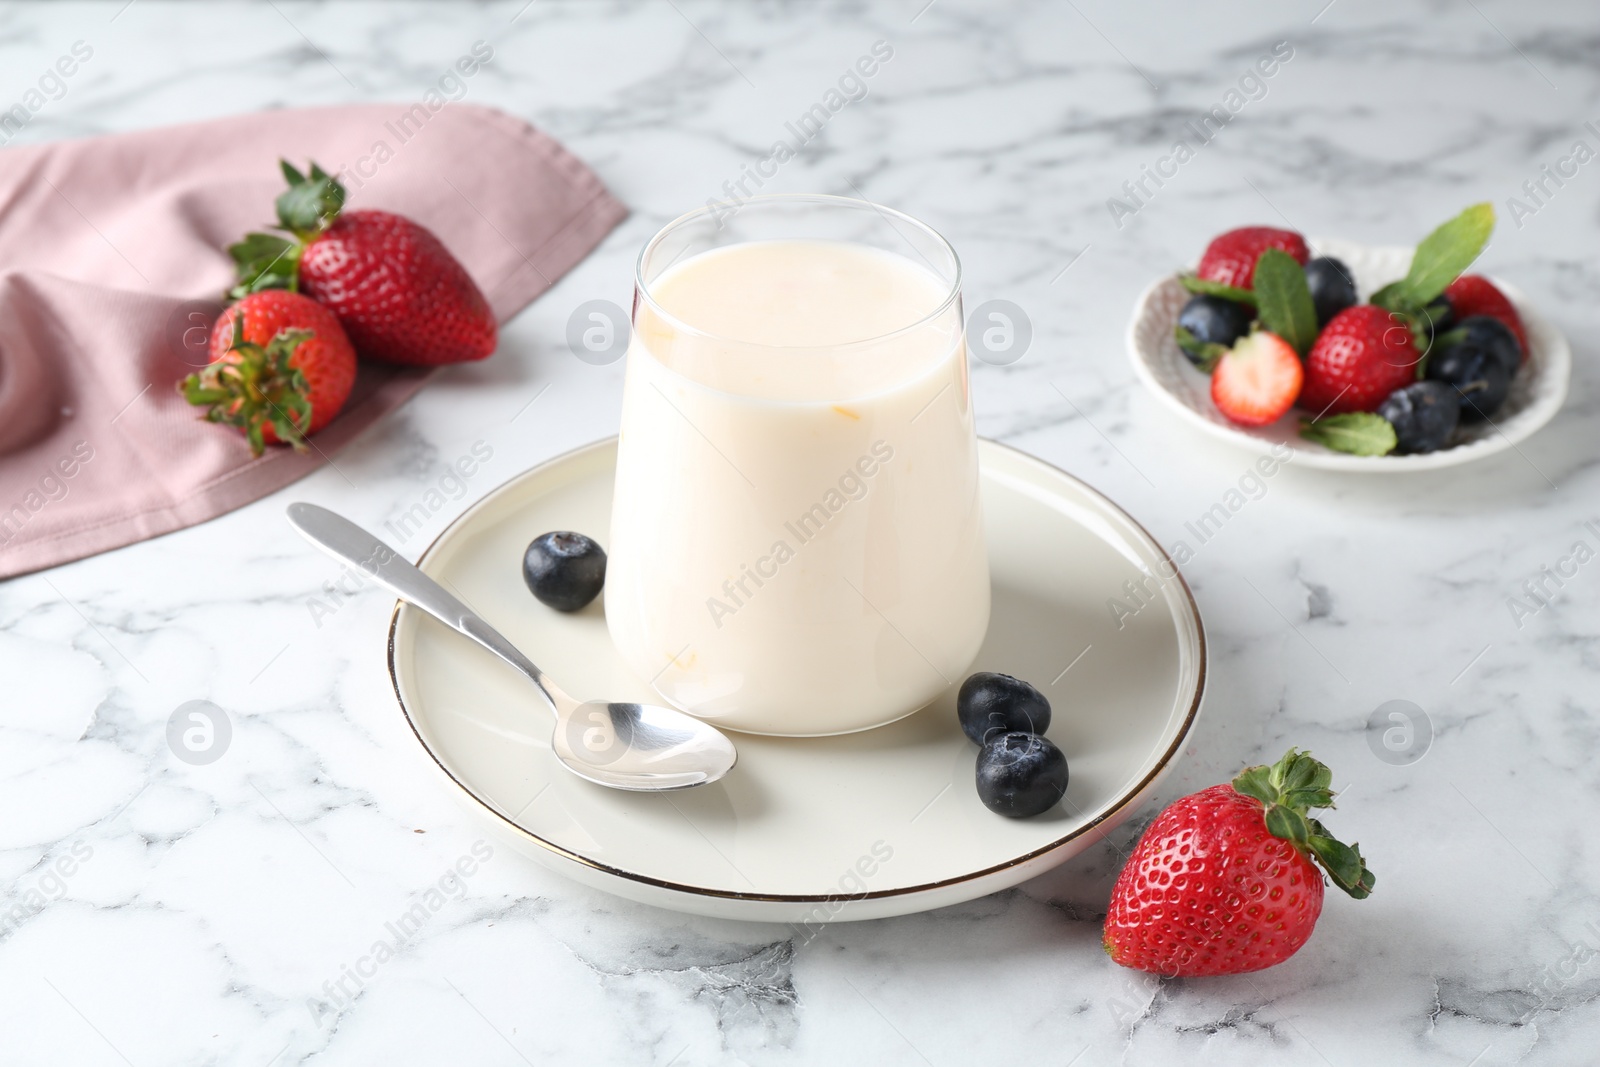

[975,732,1069,818]
[1426,316,1518,422]
[1377,381,1460,454]
[522,531,607,611]
[957,672,1051,744]
[1175,295,1253,366]
[1303,257,1358,326]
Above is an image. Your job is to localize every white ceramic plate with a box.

[387,438,1205,922]
[1127,238,1571,471]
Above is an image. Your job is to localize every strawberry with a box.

[1103,749,1374,978]
[181,290,357,456]
[1299,305,1418,415]
[1197,227,1309,290]
[1444,274,1527,359]
[229,162,497,366]
[1210,330,1302,426]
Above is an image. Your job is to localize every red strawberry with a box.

[1103,749,1374,978]
[181,290,357,455]
[229,162,497,366]
[1211,331,1303,426]
[1300,305,1418,415]
[1444,275,1527,359]
[1197,227,1309,289]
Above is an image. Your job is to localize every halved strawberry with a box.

[1197,227,1309,290]
[1211,330,1303,426]
[1444,274,1527,359]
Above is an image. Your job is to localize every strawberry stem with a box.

[179,316,315,457]
[1232,748,1376,899]
[226,160,346,299]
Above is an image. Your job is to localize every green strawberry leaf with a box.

[1284,786,1337,810]
[178,325,314,457]
[1232,750,1376,901]
[1307,823,1375,900]
[228,231,295,269]
[1179,274,1258,307]
[227,232,302,299]
[274,158,346,237]
[1251,249,1319,356]
[1174,325,1228,374]
[1264,803,1310,846]
[1300,413,1398,456]
[1231,764,1274,806]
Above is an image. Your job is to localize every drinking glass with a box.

[606,194,989,736]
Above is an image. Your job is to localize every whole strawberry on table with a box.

[229,162,497,366]
[180,290,357,456]
[181,160,498,454]
[1174,203,1528,456]
[1103,748,1374,977]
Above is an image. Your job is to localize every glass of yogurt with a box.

[606,194,990,736]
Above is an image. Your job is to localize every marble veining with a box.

[2,0,1599,1063]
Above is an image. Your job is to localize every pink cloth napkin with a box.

[0,103,626,579]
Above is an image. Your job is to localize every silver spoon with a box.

[285,503,737,791]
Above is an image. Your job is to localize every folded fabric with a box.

[0,103,626,579]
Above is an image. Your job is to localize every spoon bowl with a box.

[554,700,736,790]
[286,503,737,791]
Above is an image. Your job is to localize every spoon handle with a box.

[284,503,562,715]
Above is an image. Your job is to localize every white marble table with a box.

[3,1,1597,1063]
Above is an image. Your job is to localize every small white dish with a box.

[1127,238,1571,471]
[388,438,1205,922]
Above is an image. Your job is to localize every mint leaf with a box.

[1179,274,1258,307]
[1251,249,1319,356]
[1398,202,1495,310]
[1174,325,1228,373]
[1300,413,1398,456]
[1369,280,1410,312]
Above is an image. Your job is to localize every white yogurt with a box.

[606,238,989,735]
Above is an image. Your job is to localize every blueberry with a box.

[522,531,606,611]
[1426,316,1518,422]
[1176,295,1252,365]
[1304,257,1358,327]
[957,672,1051,744]
[1377,381,1460,454]
[975,732,1069,818]
[1445,315,1520,373]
